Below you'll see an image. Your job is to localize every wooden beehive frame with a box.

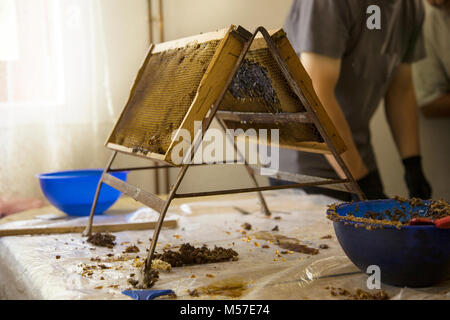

[105,26,346,165]
[83,26,365,287]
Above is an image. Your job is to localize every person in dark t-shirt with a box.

[279,0,432,201]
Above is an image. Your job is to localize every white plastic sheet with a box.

[0,190,448,300]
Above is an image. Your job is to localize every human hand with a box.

[403,156,432,199]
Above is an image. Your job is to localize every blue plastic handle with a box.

[122,289,175,300]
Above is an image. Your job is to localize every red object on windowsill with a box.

[409,216,450,229]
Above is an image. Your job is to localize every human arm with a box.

[421,93,450,118]
[385,64,431,198]
[300,52,368,180]
[385,64,420,159]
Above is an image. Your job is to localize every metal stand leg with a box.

[327,150,366,201]
[139,164,190,287]
[244,165,271,216]
[82,151,118,237]
[217,119,272,216]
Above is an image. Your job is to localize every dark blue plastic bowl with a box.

[37,169,128,216]
[328,199,450,287]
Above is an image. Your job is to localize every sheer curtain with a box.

[0,0,150,199]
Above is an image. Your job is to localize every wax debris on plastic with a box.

[0,191,448,300]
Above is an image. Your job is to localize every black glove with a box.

[356,170,388,200]
[402,156,432,199]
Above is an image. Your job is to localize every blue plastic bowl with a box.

[328,199,450,287]
[37,169,128,216]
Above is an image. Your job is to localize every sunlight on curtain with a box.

[0,0,18,61]
[0,0,149,199]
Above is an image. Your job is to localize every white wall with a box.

[163,0,292,40]
[418,116,450,200]
[371,105,450,200]
[160,0,449,199]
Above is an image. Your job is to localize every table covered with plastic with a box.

[0,190,448,300]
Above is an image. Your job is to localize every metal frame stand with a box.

[82,26,365,287]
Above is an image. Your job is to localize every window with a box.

[0,0,64,107]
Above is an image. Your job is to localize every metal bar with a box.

[157,0,168,195]
[108,165,173,172]
[153,162,160,195]
[111,164,169,194]
[108,162,248,171]
[143,164,190,274]
[174,179,349,199]
[164,167,170,194]
[147,0,153,43]
[102,173,166,213]
[82,151,118,237]
[217,118,272,216]
[244,167,271,216]
[250,166,353,193]
[216,111,311,124]
[158,0,164,42]
[257,27,366,200]
[148,0,163,196]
